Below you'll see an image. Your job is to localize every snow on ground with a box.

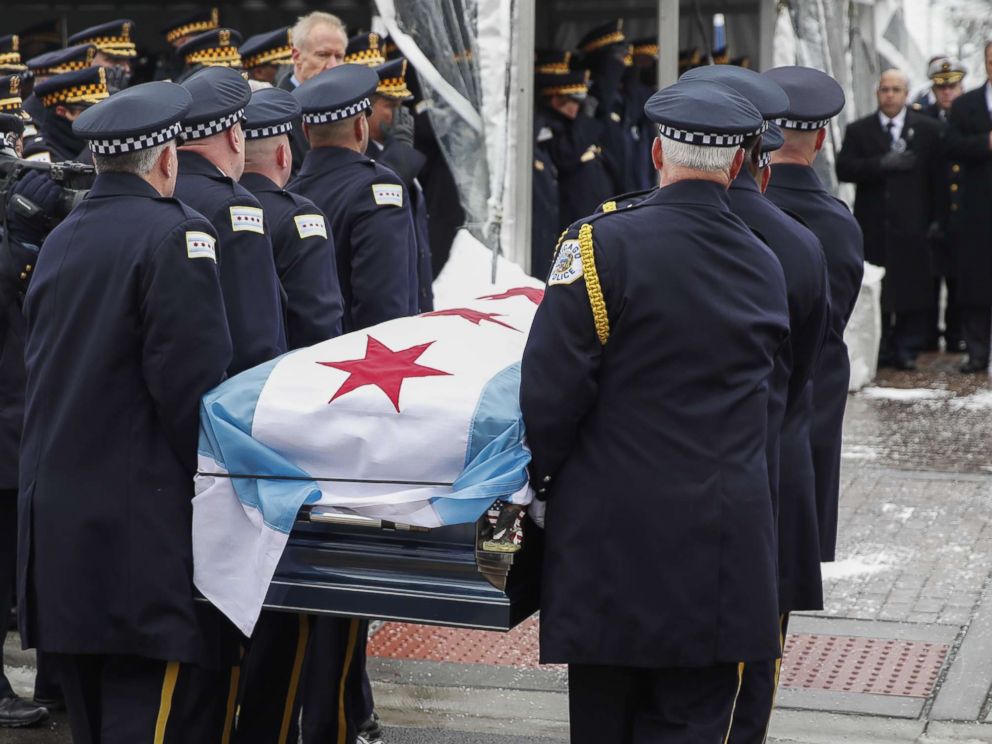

[858,387,952,402]
[821,552,900,581]
[949,390,992,411]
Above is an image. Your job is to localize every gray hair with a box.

[291,11,347,52]
[659,136,739,172]
[92,141,170,176]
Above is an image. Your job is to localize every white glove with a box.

[529,497,546,529]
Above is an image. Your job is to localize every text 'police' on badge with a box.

[548,240,584,285]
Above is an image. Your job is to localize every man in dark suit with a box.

[279,11,349,174]
[836,68,942,370]
[944,42,992,373]
[523,80,789,744]
[764,66,865,566]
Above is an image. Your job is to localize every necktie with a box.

[886,120,895,144]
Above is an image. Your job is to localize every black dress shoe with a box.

[893,358,918,371]
[959,358,988,374]
[0,695,49,728]
[32,695,65,712]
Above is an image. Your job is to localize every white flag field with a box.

[193,232,544,635]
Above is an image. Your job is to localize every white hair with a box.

[291,11,347,52]
[248,79,272,92]
[659,136,739,172]
[92,141,170,176]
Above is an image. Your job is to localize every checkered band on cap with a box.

[182,108,244,140]
[743,120,770,137]
[243,46,292,69]
[774,117,830,131]
[301,97,371,125]
[88,120,184,155]
[657,124,745,147]
[758,152,771,168]
[244,120,293,139]
[344,49,385,67]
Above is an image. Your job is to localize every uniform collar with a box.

[730,168,761,193]
[239,171,281,194]
[87,171,163,200]
[641,178,732,210]
[177,149,231,179]
[297,145,369,178]
[764,162,824,192]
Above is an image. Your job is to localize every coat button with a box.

[19,272,27,280]
[25,265,32,273]
[542,476,551,483]
[950,184,959,192]
[952,204,959,211]
[537,488,547,495]
[952,164,961,173]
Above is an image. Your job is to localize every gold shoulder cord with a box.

[577,223,610,345]
[601,201,617,213]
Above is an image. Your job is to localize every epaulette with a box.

[595,186,657,214]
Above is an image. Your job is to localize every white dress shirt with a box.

[985,81,992,115]
[879,108,907,143]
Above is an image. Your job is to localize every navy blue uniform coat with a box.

[522,180,790,668]
[765,164,864,562]
[175,151,287,374]
[239,172,344,350]
[729,170,830,612]
[18,173,235,666]
[289,146,418,332]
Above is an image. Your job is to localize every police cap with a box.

[577,19,625,55]
[180,66,250,141]
[0,113,24,141]
[374,58,413,101]
[645,80,763,146]
[535,49,572,74]
[35,66,110,109]
[163,8,220,45]
[178,28,243,69]
[27,44,97,76]
[293,64,378,125]
[535,69,589,100]
[68,19,137,59]
[928,57,966,86]
[73,81,191,155]
[345,33,386,67]
[243,86,300,140]
[757,122,783,168]
[0,35,26,73]
[630,38,660,60]
[0,74,24,115]
[763,66,845,130]
[382,35,401,62]
[240,27,293,71]
[679,64,789,128]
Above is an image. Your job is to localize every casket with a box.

[261,507,542,631]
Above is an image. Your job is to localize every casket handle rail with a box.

[307,508,430,533]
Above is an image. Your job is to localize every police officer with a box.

[918,57,966,352]
[174,28,243,84]
[240,27,293,85]
[522,80,789,744]
[67,20,137,91]
[32,66,109,161]
[156,8,221,82]
[763,66,864,566]
[230,85,344,744]
[680,66,831,744]
[289,63,418,744]
[290,63,418,331]
[19,80,238,743]
[175,65,287,375]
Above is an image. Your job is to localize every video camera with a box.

[0,145,96,229]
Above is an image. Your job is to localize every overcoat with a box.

[835,109,941,312]
[18,173,234,666]
[766,164,864,562]
[522,179,789,668]
[944,85,992,306]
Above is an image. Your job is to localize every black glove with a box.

[384,105,415,149]
[880,151,917,172]
[0,226,40,301]
[7,169,63,246]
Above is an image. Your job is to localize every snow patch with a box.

[843,444,879,461]
[949,390,992,411]
[881,503,915,522]
[859,387,951,402]
[821,553,898,581]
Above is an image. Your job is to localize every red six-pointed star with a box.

[477,286,545,305]
[421,307,519,331]
[317,337,451,413]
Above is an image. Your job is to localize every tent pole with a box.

[513,0,535,275]
[658,0,679,88]
[759,0,776,71]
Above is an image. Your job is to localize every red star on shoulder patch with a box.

[317,337,451,412]
[477,287,545,305]
[421,307,519,331]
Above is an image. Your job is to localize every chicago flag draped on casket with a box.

[193,285,542,636]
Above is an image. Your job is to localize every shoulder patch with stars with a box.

[186,231,217,262]
[372,183,403,207]
[548,240,583,286]
[294,213,327,239]
[230,205,264,234]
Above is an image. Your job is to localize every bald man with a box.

[836,69,942,370]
